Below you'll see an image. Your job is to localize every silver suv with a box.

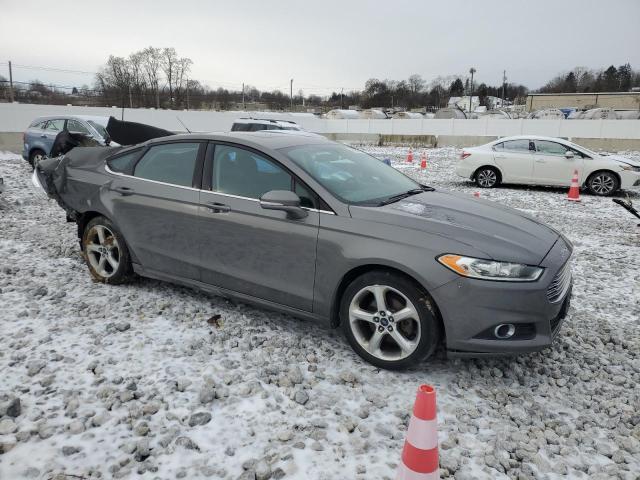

[22,115,113,165]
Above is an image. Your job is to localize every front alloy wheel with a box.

[587,171,618,196]
[341,271,440,369]
[349,285,421,361]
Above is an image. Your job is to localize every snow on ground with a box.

[0,147,639,480]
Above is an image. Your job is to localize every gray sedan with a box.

[33,132,572,369]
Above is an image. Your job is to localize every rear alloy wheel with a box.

[28,149,45,168]
[475,167,499,188]
[341,271,440,370]
[587,171,619,196]
[82,216,133,284]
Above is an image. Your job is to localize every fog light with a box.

[494,323,516,339]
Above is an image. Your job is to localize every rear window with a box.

[29,120,46,129]
[231,123,251,132]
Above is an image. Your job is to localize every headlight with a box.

[620,165,640,172]
[437,254,543,282]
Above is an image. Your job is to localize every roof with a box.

[490,135,571,143]
[146,130,330,150]
[233,117,299,126]
[31,115,111,126]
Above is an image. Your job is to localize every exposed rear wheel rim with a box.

[477,169,497,187]
[348,284,421,361]
[85,225,120,278]
[590,173,615,195]
[31,153,44,165]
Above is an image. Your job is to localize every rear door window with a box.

[134,142,200,187]
[44,119,66,132]
[67,119,92,135]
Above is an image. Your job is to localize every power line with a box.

[0,62,97,75]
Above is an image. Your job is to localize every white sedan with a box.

[456,135,640,196]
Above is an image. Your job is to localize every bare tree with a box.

[174,56,193,106]
[408,74,425,94]
[142,47,162,108]
[161,47,179,107]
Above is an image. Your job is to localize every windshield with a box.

[87,120,108,139]
[280,143,421,205]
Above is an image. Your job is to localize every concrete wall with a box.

[1,103,640,152]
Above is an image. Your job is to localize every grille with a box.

[547,259,572,303]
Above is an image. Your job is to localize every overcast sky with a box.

[2,0,639,95]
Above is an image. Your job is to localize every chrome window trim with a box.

[104,164,200,192]
[104,164,335,215]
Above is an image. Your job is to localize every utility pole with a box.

[8,61,14,103]
[186,77,190,110]
[290,78,293,111]
[341,87,344,110]
[242,82,245,109]
[469,67,476,113]
[501,70,507,108]
[128,83,133,109]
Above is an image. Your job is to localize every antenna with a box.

[176,116,191,133]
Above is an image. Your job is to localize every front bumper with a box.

[431,237,572,357]
[620,170,640,189]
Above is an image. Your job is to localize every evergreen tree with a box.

[564,72,577,92]
[617,63,633,91]
[449,78,464,97]
[603,65,618,91]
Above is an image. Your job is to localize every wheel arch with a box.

[76,211,104,245]
[75,211,137,263]
[583,169,621,188]
[329,264,445,340]
[473,164,503,183]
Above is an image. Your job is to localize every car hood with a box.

[349,190,559,265]
[604,154,640,168]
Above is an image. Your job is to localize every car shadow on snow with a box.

[459,180,640,198]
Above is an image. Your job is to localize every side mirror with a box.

[564,151,575,160]
[259,190,308,220]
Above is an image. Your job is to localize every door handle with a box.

[206,202,230,213]
[40,134,47,138]
[113,186,134,196]
[535,159,546,163]
[495,155,506,159]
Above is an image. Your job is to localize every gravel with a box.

[1,148,639,479]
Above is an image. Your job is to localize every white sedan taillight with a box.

[460,151,471,160]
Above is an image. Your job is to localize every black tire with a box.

[340,270,440,370]
[81,216,133,284]
[28,149,46,168]
[474,166,500,188]
[586,170,619,196]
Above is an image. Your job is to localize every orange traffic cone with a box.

[420,152,427,170]
[567,169,581,202]
[396,385,438,480]
[407,147,414,163]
